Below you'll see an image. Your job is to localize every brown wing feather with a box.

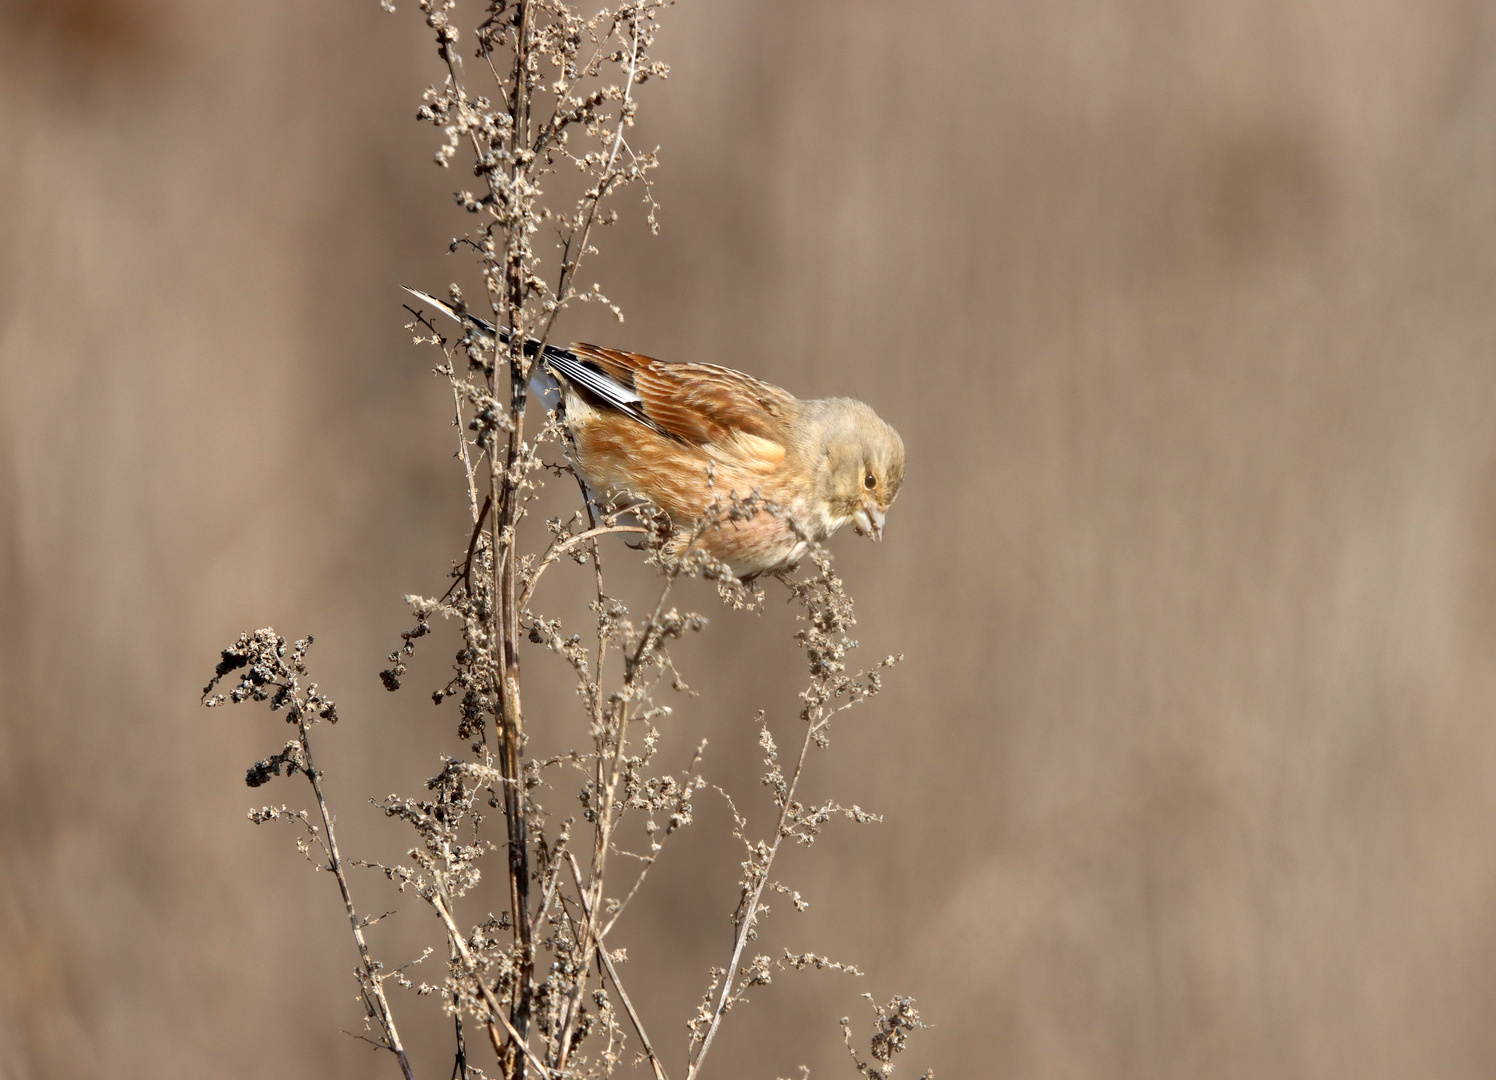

[568,343,796,449]
[566,344,652,387]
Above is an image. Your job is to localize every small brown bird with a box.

[406,289,905,578]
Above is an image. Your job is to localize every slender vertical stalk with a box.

[497,8,536,1076]
[298,715,416,1080]
[683,717,817,1080]
[553,553,691,1071]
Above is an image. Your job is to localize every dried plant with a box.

[202,3,926,1077]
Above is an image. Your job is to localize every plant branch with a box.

[298,715,416,1080]
[566,852,669,1080]
[519,524,648,610]
[684,717,818,1080]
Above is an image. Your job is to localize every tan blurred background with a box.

[6,0,1496,1076]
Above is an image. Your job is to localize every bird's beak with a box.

[852,504,885,542]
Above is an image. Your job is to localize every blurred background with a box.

[5,0,1496,1076]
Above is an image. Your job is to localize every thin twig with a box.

[566,852,669,1080]
[444,494,494,603]
[297,716,416,1080]
[427,888,553,1080]
[554,519,706,1067]
[539,9,644,344]
[519,524,648,610]
[450,366,482,518]
[684,716,819,1080]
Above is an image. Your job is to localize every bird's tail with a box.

[403,286,531,354]
[402,286,667,435]
[403,286,562,406]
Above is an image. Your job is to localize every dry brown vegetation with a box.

[7,1,1496,1079]
[195,4,922,1078]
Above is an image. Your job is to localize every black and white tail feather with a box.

[403,287,670,437]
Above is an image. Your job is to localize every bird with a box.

[404,288,905,578]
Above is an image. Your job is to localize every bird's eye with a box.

[864,473,877,490]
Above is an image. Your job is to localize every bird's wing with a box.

[540,344,660,429]
[568,343,795,452]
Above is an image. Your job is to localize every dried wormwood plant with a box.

[202,3,926,1078]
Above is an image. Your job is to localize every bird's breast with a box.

[563,395,845,576]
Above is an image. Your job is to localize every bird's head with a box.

[806,398,906,542]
